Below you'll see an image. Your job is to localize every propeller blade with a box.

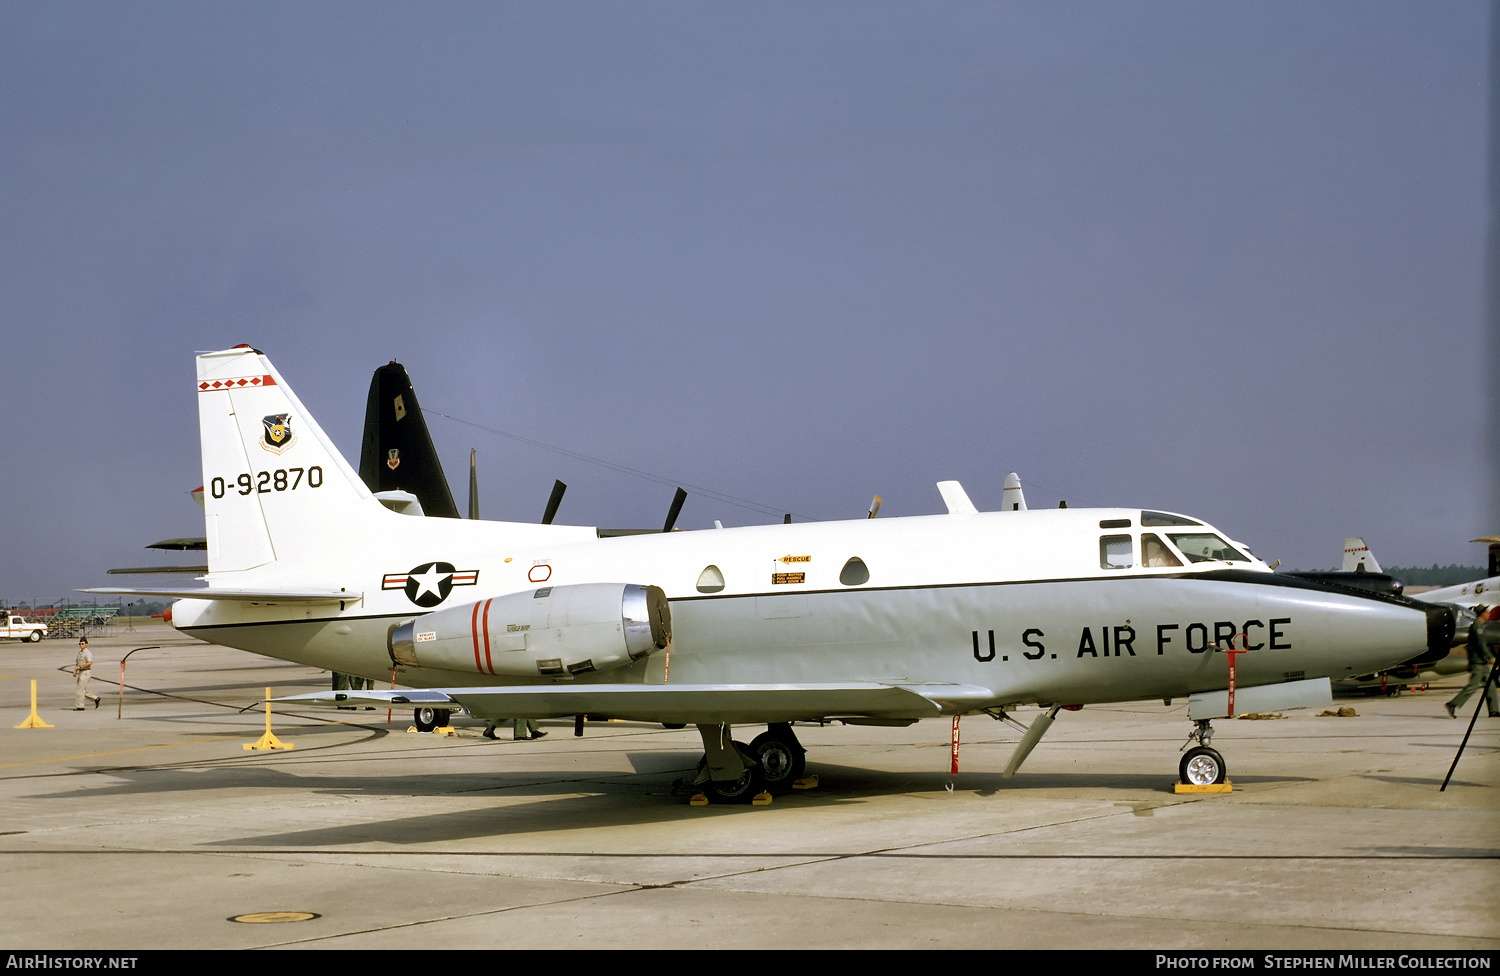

[662,487,688,532]
[542,480,567,525]
[468,449,480,520]
[867,495,883,519]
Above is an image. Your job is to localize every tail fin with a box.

[197,346,373,572]
[936,481,978,515]
[356,361,461,519]
[1342,538,1382,574]
[1001,472,1028,512]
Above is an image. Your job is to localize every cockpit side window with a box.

[1142,533,1183,568]
[1167,533,1249,564]
[1100,534,1133,570]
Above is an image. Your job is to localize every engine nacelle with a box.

[389,583,670,678]
[1284,571,1404,598]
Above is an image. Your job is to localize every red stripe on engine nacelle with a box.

[471,601,482,672]
[482,599,495,674]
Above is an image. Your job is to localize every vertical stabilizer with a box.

[1342,538,1382,574]
[357,361,461,519]
[936,481,979,515]
[1001,472,1027,512]
[197,346,374,572]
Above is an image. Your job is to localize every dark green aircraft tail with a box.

[357,361,461,519]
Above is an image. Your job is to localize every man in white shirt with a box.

[74,637,99,710]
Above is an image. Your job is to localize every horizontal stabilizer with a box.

[81,586,359,605]
[372,490,425,515]
[273,681,995,726]
[106,565,210,575]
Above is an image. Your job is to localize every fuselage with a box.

[169,504,1442,715]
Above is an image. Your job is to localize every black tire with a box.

[749,727,806,792]
[413,706,449,733]
[27,631,42,643]
[1179,746,1227,785]
[696,740,764,804]
[701,764,765,804]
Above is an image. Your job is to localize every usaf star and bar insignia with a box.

[383,562,480,607]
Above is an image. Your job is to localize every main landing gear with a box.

[749,723,807,791]
[690,722,807,804]
[1179,718,1227,786]
[413,706,451,733]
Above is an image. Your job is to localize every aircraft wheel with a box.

[413,706,449,732]
[701,763,765,805]
[1179,746,1226,786]
[27,631,42,643]
[750,727,806,792]
[695,741,764,804]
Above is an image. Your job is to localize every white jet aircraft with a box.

[90,346,1456,802]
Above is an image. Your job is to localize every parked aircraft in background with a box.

[1317,538,1498,693]
[89,346,1455,802]
[357,361,461,519]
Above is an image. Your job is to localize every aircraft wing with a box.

[81,586,360,605]
[273,682,998,726]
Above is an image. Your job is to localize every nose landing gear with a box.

[1178,718,1229,788]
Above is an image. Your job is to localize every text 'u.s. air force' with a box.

[972,618,1291,661]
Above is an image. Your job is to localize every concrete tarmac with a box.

[1,626,1495,950]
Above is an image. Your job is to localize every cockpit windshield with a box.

[1167,532,1249,564]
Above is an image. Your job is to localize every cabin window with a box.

[839,557,870,586]
[1100,535,1133,570]
[1142,533,1182,568]
[1142,511,1201,527]
[1167,533,1249,564]
[696,565,726,594]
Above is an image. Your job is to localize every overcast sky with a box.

[1,1,1492,606]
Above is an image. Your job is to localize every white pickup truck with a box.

[0,612,47,642]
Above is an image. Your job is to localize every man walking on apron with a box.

[74,637,100,710]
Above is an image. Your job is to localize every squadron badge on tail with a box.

[261,413,296,454]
